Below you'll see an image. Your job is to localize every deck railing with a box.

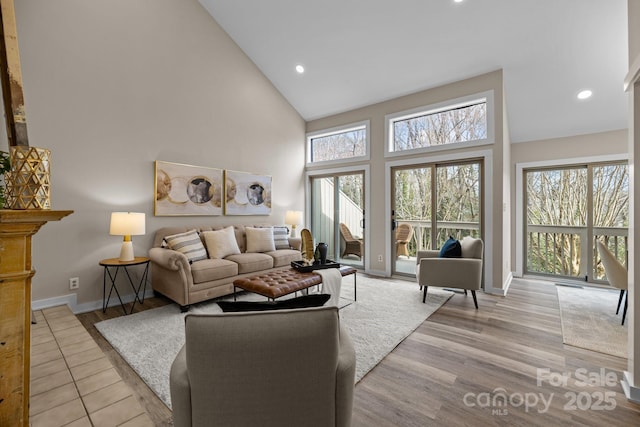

[397,220,480,255]
[396,222,627,282]
[526,224,627,281]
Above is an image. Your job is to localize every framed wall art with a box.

[154,161,223,216]
[224,170,272,215]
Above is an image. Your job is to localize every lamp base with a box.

[290,225,297,239]
[119,241,134,262]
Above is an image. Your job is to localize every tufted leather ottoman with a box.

[233,266,357,300]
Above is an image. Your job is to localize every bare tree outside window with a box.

[525,163,628,280]
[435,164,481,247]
[393,102,487,151]
[310,127,366,162]
[393,162,481,257]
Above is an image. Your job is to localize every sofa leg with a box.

[422,286,428,303]
[180,305,190,313]
[471,290,478,309]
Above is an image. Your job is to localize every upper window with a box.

[386,91,494,156]
[307,121,370,166]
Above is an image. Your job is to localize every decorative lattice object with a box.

[6,146,51,209]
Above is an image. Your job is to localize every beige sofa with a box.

[149,225,302,311]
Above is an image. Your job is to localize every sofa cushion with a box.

[245,226,276,253]
[202,226,241,259]
[225,252,274,274]
[273,225,290,250]
[267,249,303,267]
[164,229,208,263]
[191,259,239,284]
[217,294,331,312]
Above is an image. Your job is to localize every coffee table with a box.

[233,266,357,301]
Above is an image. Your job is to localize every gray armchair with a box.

[415,236,484,308]
[170,306,356,427]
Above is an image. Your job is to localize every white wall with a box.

[4,0,305,310]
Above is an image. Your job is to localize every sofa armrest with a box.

[418,257,483,290]
[149,247,193,306]
[336,325,356,427]
[170,346,192,427]
[288,237,302,251]
[149,247,190,272]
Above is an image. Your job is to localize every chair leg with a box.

[622,292,628,326]
[471,290,478,309]
[422,286,428,303]
[616,289,625,314]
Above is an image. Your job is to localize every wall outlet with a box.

[377,255,383,262]
[69,277,79,290]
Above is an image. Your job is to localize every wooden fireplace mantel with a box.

[0,209,73,426]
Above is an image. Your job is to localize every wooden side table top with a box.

[99,256,150,267]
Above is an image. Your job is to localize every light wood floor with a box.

[35,276,640,426]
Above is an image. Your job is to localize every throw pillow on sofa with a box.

[245,226,276,253]
[202,226,241,259]
[273,225,291,250]
[439,236,461,258]
[164,229,208,263]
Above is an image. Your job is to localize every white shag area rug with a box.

[556,285,628,358]
[96,274,453,409]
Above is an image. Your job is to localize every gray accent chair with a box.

[170,306,356,427]
[415,236,484,308]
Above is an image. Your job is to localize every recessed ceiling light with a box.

[577,89,592,100]
[295,64,305,74]
[454,0,464,3]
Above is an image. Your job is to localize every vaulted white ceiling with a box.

[199,0,628,143]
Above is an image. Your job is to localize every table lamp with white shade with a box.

[285,210,303,238]
[110,212,146,262]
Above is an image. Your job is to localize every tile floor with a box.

[30,305,153,427]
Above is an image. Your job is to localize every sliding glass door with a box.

[392,159,482,276]
[310,173,364,268]
[524,161,628,281]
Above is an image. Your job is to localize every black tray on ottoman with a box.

[291,260,341,273]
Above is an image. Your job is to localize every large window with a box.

[386,92,493,156]
[306,121,369,165]
[525,161,628,281]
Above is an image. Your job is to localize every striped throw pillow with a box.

[164,229,207,263]
[273,226,290,250]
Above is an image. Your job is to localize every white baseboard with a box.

[32,294,77,312]
[622,371,640,403]
[502,271,513,295]
[483,271,512,296]
[32,289,156,315]
[364,269,387,277]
